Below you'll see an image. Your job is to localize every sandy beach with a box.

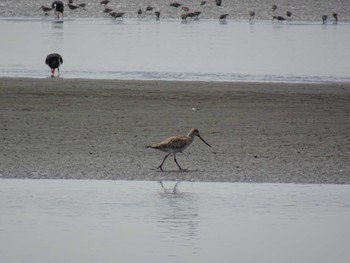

[0,77,349,183]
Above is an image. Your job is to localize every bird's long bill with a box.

[198,135,211,148]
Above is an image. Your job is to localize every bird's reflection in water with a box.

[51,22,64,44]
[156,181,200,245]
[159,180,181,194]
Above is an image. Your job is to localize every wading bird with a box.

[67,3,80,10]
[219,13,229,22]
[193,11,201,20]
[146,128,211,171]
[52,1,64,19]
[332,12,338,23]
[170,2,181,8]
[249,10,255,21]
[110,11,125,20]
[100,0,109,5]
[45,53,63,77]
[104,7,113,14]
[146,6,155,12]
[273,15,286,22]
[137,8,142,18]
[69,0,85,8]
[39,6,53,15]
[155,11,160,20]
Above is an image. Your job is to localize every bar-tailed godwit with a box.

[146,128,211,171]
[219,13,229,22]
[111,11,125,19]
[170,2,181,8]
[273,15,286,22]
[39,6,53,15]
[100,0,110,5]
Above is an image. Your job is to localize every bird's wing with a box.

[166,135,188,150]
[151,135,188,151]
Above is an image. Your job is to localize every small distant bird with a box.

[52,1,64,19]
[273,15,286,22]
[146,128,211,171]
[68,0,85,8]
[39,6,53,15]
[110,11,125,19]
[200,1,206,6]
[155,11,160,20]
[181,13,188,21]
[193,11,201,20]
[272,4,277,11]
[219,13,229,22]
[104,7,113,13]
[146,6,155,12]
[216,0,222,7]
[322,15,328,24]
[181,6,190,12]
[67,3,80,10]
[332,12,338,23]
[170,2,181,8]
[186,12,195,19]
[137,8,142,18]
[249,11,255,20]
[286,11,292,19]
[100,0,109,5]
[45,53,63,77]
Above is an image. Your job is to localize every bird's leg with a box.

[57,67,60,77]
[51,68,55,77]
[157,153,170,171]
[173,154,183,170]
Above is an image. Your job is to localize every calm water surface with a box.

[1,0,350,21]
[1,18,350,82]
[1,179,349,263]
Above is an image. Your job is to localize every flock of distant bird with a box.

[42,1,340,170]
[40,1,340,24]
[43,1,339,78]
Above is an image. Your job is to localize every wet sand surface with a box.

[0,78,349,183]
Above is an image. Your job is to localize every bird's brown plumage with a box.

[146,128,211,171]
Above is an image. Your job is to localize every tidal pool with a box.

[1,179,349,263]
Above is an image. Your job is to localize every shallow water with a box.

[1,179,350,263]
[1,0,350,21]
[1,17,350,82]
